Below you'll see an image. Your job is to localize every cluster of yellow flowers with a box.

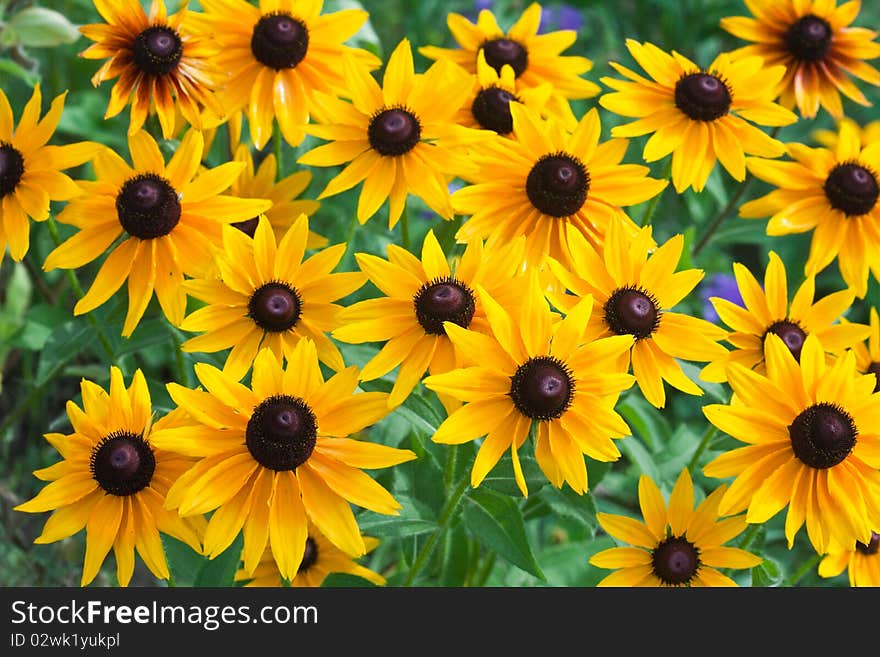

[4,0,880,588]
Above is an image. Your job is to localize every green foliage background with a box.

[1,0,878,587]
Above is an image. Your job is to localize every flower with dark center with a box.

[508,356,574,421]
[248,281,303,333]
[250,12,309,70]
[482,38,529,77]
[246,394,318,471]
[471,86,519,134]
[674,72,732,122]
[856,532,879,555]
[116,174,181,240]
[298,537,318,573]
[765,319,807,361]
[866,362,880,393]
[788,402,857,469]
[231,217,260,237]
[604,286,661,340]
[367,107,422,157]
[0,143,25,198]
[90,431,156,497]
[132,25,183,76]
[784,15,832,63]
[652,536,700,586]
[525,152,589,217]
[823,162,879,217]
[413,277,476,335]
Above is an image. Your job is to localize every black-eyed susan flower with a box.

[739,121,880,298]
[702,332,880,554]
[589,468,762,586]
[227,144,325,248]
[599,39,797,193]
[721,0,880,119]
[0,84,99,261]
[298,38,485,229]
[234,527,384,587]
[151,341,416,581]
[43,129,271,337]
[180,215,364,380]
[332,229,526,410]
[813,117,880,149]
[848,307,880,390]
[187,0,380,149]
[819,531,880,586]
[701,250,870,383]
[452,103,667,269]
[546,219,728,409]
[15,367,205,587]
[422,271,635,498]
[79,0,224,139]
[419,2,598,130]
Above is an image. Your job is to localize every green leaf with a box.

[194,534,244,587]
[439,523,471,586]
[36,320,96,385]
[321,572,381,587]
[7,7,81,47]
[481,452,546,497]
[8,303,69,351]
[617,393,671,451]
[161,535,205,587]
[461,487,545,580]
[618,433,660,482]
[751,557,783,587]
[536,486,599,534]
[0,57,38,86]
[357,494,437,538]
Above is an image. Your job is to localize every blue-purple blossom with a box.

[699,273,743,324]
[539,4,583,33]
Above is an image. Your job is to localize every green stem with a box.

[404,475,470,586]
[472,551,496,587]
[444,444,458,490]
[786,554,821,587]
[639,159,672,227]
[273,124,284,178]
[687,425,718,473]
[691,175,755,257]
[46,218,117,363]
[738,523,762,552]
[22,253,55,304]
[400,205,411,253]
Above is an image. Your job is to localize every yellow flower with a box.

[721,0,880,119]
[80,0,224,138]
[15,367,205,587]
[812,117,880,149]
[590,469,762,586]
[818,531,880,586]
[703,332,880,554]
[0,84,99,261]
[43,129,271,336]
[739,120,880,298]
[848,307,880,387]
[701,250,870,383]
[423,270,635,497]
[151,341,416,581]
[599,39,796,193]
[180,215,364,380]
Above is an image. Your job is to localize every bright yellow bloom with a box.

[701,250,870,383]
[452,103,667,269]
[80,0,224,138]
[721,0,880,119]
[419,2,599,130]
[546,219,728,409]
[590,469,762,586]
[15,367,205,587]
[180,215,364,380]
[739,121,880,298]
[818,531,880,586]
[0,85,99,261]
[423,270,636,497]
[812,117,880,149]
[703,333,880,554]
[43,129,271,336]
[600,39,796,193]
[152,342,416,581]
[332,229,527,410]
[848,307,880,388]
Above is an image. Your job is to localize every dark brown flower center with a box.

[248,282,302,333]
[298,537,318,573]
[856,531,879,555]
[867,362,880,393]
[116,174,181,239]
[90,431,156,496]
[765,320,807,361]
[232,217,260,237]
[368,108,421,156]
[246,395,317,471]
[471,86,518,134]
[251,12,309,70]
[482,38,528,77]
[0,143,24,198]
[509,356,574,420]
[788,402,856,469]
[604,286,661,340]
[785,15,832,62]
[652,536,700,586]
[823,163,879,217]
[674,72,731,121]
[132,26,183,76]
[525,153,589,217]
[413,277,476,336]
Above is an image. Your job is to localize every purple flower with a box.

[699,273,743,324]
[539,4,583,33]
